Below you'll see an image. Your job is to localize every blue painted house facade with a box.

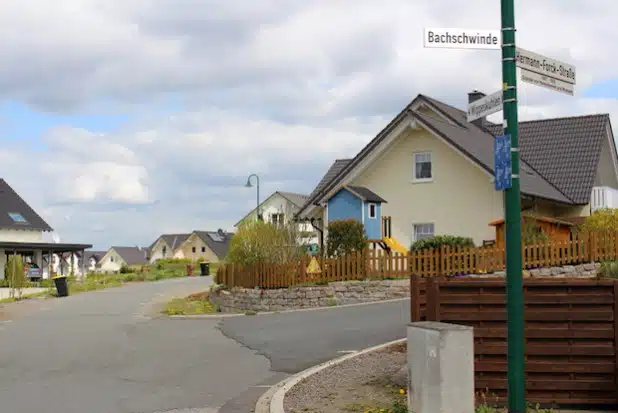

[326,185,387,240]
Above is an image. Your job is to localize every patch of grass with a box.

[163,291,220,315]
[245,310,257,316]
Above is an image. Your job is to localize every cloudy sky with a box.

[1,0,616,250]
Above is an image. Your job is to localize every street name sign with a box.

[467,89,503,122]
[520,69,574,96]
[494,135,512,191]
[424,28,501,50]
[515,47,576,84]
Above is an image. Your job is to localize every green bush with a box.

[226,220,306,266]
[410,235,474,252]
[598,261,618,279]
[580,208,618,232]
[326,219,367,258]
[119,265,131,274]
[522,220,550,245]
[155,258,192,271]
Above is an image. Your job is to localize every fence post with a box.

[613,280,618,403]
[426,277,440,321]
[410,275,421,322]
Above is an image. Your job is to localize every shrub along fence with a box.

[410,276,618,407]
[217,231,618,289]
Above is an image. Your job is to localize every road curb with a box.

[254,337,407,413]
[167,297,410,320]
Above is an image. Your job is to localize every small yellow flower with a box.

[399,389,406,394]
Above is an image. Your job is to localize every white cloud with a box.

[0,0,615,249]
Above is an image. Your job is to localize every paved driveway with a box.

[0,278,410,413]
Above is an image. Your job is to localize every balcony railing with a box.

[591,186,618,212]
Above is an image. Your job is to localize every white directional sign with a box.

[520,69,575,96]
[424,28,501,50]
[467,90,503,122]
[515,47,576,85]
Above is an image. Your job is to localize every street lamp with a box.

[245,174,261,221]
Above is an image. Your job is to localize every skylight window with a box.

[8,212,27,223]
[208,232,223,242]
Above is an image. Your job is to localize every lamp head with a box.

[244,178,253,188]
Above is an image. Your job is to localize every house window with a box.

[413,223,435,241]
[201,246,206,253]
[413,152,432,181]
[8,212,27,223]
[271,213,285,227]
[162,246,167,257]
[192,247,196,253]
[368,203,377,219]
[110,256,114,262]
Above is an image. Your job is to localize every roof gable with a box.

[110,246,148,266]
[0,179,53,232]
[235,191,309,227]
[301,93,611,209]
[342,186,387,203]
[193,230,233,260]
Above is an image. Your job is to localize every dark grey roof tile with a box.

[346,186,387,203]
[111,246,149,266]
[0,179,53,231]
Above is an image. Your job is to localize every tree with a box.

[7,255,26,300]
[580,208,618,232]
[226,215,306,266]
[326,219,367,257]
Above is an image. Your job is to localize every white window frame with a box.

[368,203,377,219]
[413,223,435,242]
[412,151,433,183]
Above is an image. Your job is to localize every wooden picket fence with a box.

[216,231,618,289]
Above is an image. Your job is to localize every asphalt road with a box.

[0,278,410,413]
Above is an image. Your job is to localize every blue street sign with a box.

[494,134,512,191]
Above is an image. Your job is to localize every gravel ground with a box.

[284,342,408,413]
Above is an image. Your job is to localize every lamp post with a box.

[245,174,261,221]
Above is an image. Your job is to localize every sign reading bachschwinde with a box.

[516,47,576,84]
[423,28,501,50]
[467,90,503,122]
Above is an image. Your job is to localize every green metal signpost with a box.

[424,4,576,411]
[500,0,526,412]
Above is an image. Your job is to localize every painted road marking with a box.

[337,350,358,354]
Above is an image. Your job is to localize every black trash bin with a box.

[199,262,210,276]
[52,275,69,297]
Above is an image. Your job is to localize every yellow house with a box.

[296,92,618,249]
[148,230,232,264]
[98,246,149,273]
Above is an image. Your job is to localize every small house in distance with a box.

[326,185,387,240]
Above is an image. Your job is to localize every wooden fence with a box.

[217,231,618,289]
[410,277,618,406]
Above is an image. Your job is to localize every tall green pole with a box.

[501,1,526,412]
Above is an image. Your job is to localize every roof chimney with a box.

[468,90,487,128]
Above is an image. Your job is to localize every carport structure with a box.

[0,241,93,279]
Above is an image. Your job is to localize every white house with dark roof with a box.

[235,191,318,245]
[98,246,149,273]
[0,179,92,280]
[296,91,618,251]
[147,230,233,264]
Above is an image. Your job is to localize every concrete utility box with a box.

[407,321,474,413]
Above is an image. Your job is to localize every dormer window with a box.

[8,212,27,223]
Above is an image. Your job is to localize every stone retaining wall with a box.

[466,262,601,278]
[211,262,603,313]
[210,279,410,313]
